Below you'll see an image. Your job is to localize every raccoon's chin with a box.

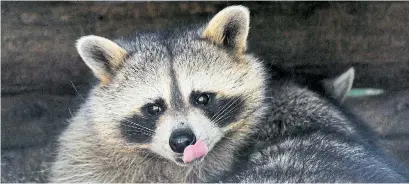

[172,156,205,167]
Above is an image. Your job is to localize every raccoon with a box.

[50,5,408,183]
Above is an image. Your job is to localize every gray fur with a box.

[222,80,408,182]
[50,5,408,183]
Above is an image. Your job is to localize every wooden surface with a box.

[1,2,409,182]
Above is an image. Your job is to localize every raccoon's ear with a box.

[76,35,128,85]
[202,5,250,54]
[322,68,355,103]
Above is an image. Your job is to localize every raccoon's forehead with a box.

[112,31,259,97]
[171,41,254,96]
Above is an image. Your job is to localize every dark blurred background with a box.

[1,2,409,182]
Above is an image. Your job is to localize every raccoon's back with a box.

[224,132,408,182]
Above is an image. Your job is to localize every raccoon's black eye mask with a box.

[190,91,245,127]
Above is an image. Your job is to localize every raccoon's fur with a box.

[222,74,409,182]
[50,5,409,183]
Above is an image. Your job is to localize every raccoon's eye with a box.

[146,104,163,115]
[195,93,210,106]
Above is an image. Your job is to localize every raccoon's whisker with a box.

[122,126,154,136]
[110,166,122,182]
[213,107,238,125]
[124,129,153,136]
[131,166,138,182]
[126,157,137,181]
[124,126,155,136]
[121,123,155,135]
[221,96,245,117]
[192,166,200,181]
[68,107,75,119]
[213,97,242,121]
[138,151,153,165]
[184,166,194,182]
[125,129,154,136]
[140,152,157,165]
[211,97,242,122]
[210,97,238,121]
[153,154,162,168]
[213,98,245,124]
[70,80,85,100]
[125,131,153,137]
[125,130,153,137]
[123,119,155,133]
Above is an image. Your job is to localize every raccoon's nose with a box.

[169,129,196,153]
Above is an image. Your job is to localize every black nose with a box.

[169,129,196,153]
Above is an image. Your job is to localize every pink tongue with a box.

[183,140,209,163]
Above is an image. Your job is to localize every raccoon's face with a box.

[76,6,266,166]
